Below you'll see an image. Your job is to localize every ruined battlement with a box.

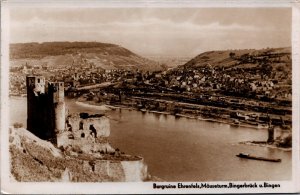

[26,76,46,94]
[26,76,65,143]
[48,82,64,103]
[58,113,112,152]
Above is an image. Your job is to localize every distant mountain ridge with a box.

[10,42,161,71]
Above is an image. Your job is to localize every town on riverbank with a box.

[9,44,292,150]
[10,44,292,147]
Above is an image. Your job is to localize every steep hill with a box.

[10,42,161,71]
[9,127,151,182]
[167,47,292,101]
[181,47,291,72]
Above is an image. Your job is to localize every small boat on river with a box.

[236,153,281,162]
[140,109,147,113]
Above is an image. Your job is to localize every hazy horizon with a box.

[10,7,291,57]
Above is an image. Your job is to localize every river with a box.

[9,97,292,181]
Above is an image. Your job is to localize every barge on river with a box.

[236,153,281,162]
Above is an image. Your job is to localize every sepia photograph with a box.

[1,0,300,194]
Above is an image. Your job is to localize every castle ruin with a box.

[26,75,113,151]
[26,76,65,143]
[25,76,149,181]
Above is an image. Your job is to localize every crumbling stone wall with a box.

[66,114,110,137]
[82,159,148,182]
[57,114,114,154]
[121,159,148,182]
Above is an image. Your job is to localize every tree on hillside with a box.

[261,63,273,77]
[229,52,236,59]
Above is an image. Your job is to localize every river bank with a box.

[239,141,292,152]
[77,99,271,131]
[76,99,292,152]
[75,101,111,111]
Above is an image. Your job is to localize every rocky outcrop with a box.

[9,127,149,182]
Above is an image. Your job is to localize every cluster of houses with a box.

[9,49,292,102]
[139,63,291,101]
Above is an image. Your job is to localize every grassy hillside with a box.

[182,47,291,72]
[10,42,161,71]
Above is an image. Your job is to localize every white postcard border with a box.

[1,0,300,194]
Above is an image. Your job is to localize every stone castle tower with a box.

[26,76,65,144]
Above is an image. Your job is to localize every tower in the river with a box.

[26,75,65,143]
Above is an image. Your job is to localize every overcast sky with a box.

[9,7,291,56]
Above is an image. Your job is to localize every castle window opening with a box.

[81,133,85,138]
[79,121,83,130]
[66,120,72,131]
[89,162,95,172]
[37,78,40,83]
[89,125,97,138]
